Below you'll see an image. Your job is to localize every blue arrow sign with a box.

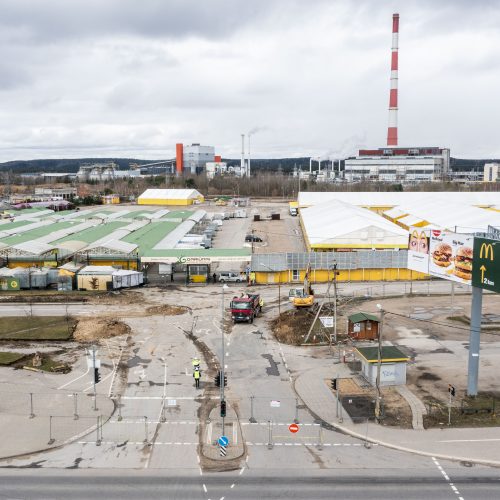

[218,435,229,447]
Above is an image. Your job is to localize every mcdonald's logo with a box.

[479,243,494,261]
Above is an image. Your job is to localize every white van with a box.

[218,272,245,283]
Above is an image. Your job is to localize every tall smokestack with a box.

[387,13,399,147]
[241,134,245,176]
[175,143,183,175]
[247,134,251,177]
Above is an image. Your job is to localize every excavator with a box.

[291,264,315,308]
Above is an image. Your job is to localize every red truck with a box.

[230,294,262,323]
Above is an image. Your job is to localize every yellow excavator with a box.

[292,265,315,308]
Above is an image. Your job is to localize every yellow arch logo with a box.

[480,243,494,261]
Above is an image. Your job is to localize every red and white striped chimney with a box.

[387,13,399,147]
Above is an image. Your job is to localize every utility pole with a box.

[333,262,338,344]
[221,284,228,436]
[375,305,384,422]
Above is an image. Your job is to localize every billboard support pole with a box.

[467,286,483,397]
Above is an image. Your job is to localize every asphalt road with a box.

[0,469,499,499]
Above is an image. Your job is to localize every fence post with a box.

[317,424,323,451]
[73,393,79,420]
[249,396,256,423]
[161,401,166,423]
[47,416,55,445]
[117,395,122,422]
[294,398,299,424]
[96,416,101,446]
[29,392,35,419]
[144,416,149,445]
[267,420,273,450]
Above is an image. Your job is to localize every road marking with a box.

[239,467,245,475]
[432,457,464,499]
[121,396,214,400]
[207,422,213,445]
[231,484,235,489]
[57,365,90,390]
[439,438,500,443]
[203,484,207,493]
[108,346,125,397]
[233,421,237,445]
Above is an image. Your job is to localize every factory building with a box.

[484,163,499,183]
[175,143,215,175]
[76,162,140,182]
[344,147,451,183]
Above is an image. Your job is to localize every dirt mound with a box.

[73,318,131,342]
[146,304,189,316]
[270,308,318,345]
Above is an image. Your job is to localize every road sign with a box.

[319,316,334,328]
[289,423,299,434]
[270,400,281,408]
[219,444,227,457]
[218,435,229,447]
[472,237,500,293]
[86,358,101,369]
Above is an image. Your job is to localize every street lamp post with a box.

[375,304,385,422]
[221,284,229,436]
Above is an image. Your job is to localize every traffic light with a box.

[220,400,227,418]
[223,374,227,387]
[215,372,221,387]
[331,378,337,390]
[448,384,456,397]
[94,368,101,384]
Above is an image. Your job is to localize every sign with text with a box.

[472,237,499,293]
[319,316,334,328]
[407,227,431,274]
[429,230,474,285]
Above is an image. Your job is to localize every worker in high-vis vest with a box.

[193,368,201,388]
[259,296,264,313]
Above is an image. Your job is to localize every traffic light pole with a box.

[92,345,97,411]
[221,284,226,436]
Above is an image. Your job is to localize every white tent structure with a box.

[300,200,409,250]
[137,189,204,206]
[298,191,500,209]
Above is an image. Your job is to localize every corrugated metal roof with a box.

[348,312,380,323]
[355,346,409,363]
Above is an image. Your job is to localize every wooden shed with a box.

[347,312,380,341]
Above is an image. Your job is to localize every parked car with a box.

[245,234,263,242]
[218,272,245,283]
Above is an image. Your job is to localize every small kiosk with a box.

[355,346,409,387]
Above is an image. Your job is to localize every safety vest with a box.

[194,370,201,379]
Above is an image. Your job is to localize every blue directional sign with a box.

[218,435,229,447]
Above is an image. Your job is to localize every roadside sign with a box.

[167,399,177,406]
[289,423,299,434]
[86,358,101,369]
[270,400,281,408]
[218,435,229,447]
[472,237,500,293]
[319,316,334,328]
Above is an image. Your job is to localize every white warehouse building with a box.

[344,147,450,183]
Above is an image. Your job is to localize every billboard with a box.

[429,230,474,285]
[407,227,430,274]
[472,237,499,293]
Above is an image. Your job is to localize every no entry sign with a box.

[289,423,299,434]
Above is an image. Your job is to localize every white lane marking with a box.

[439,438,500,443]
[108,346,125,397]
[58,365,90,390]
[121,396,213,400]
[239,467,245,475]
[207,422,213,445]
[199,467,203,476]
[109,420,198,425]
[431,457,464,499]
[233,421,237,445]
[231,484,235,489]
[203,484,207,493]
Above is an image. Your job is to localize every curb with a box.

[330,421,500,469]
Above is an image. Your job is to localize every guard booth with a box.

[347,312,380,341]
[355,346,409,387]
[187,264,209,284]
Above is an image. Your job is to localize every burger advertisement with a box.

[429,230,474,284]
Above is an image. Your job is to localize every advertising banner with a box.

[429,230,474,285]
[472,237,499,293]
[407,227,430,274]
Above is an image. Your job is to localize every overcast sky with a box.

[1,0,499,162]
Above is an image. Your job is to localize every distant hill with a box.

[0,156,497,174]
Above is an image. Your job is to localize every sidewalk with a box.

[295,366,500,466]
[0,382,114,460]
